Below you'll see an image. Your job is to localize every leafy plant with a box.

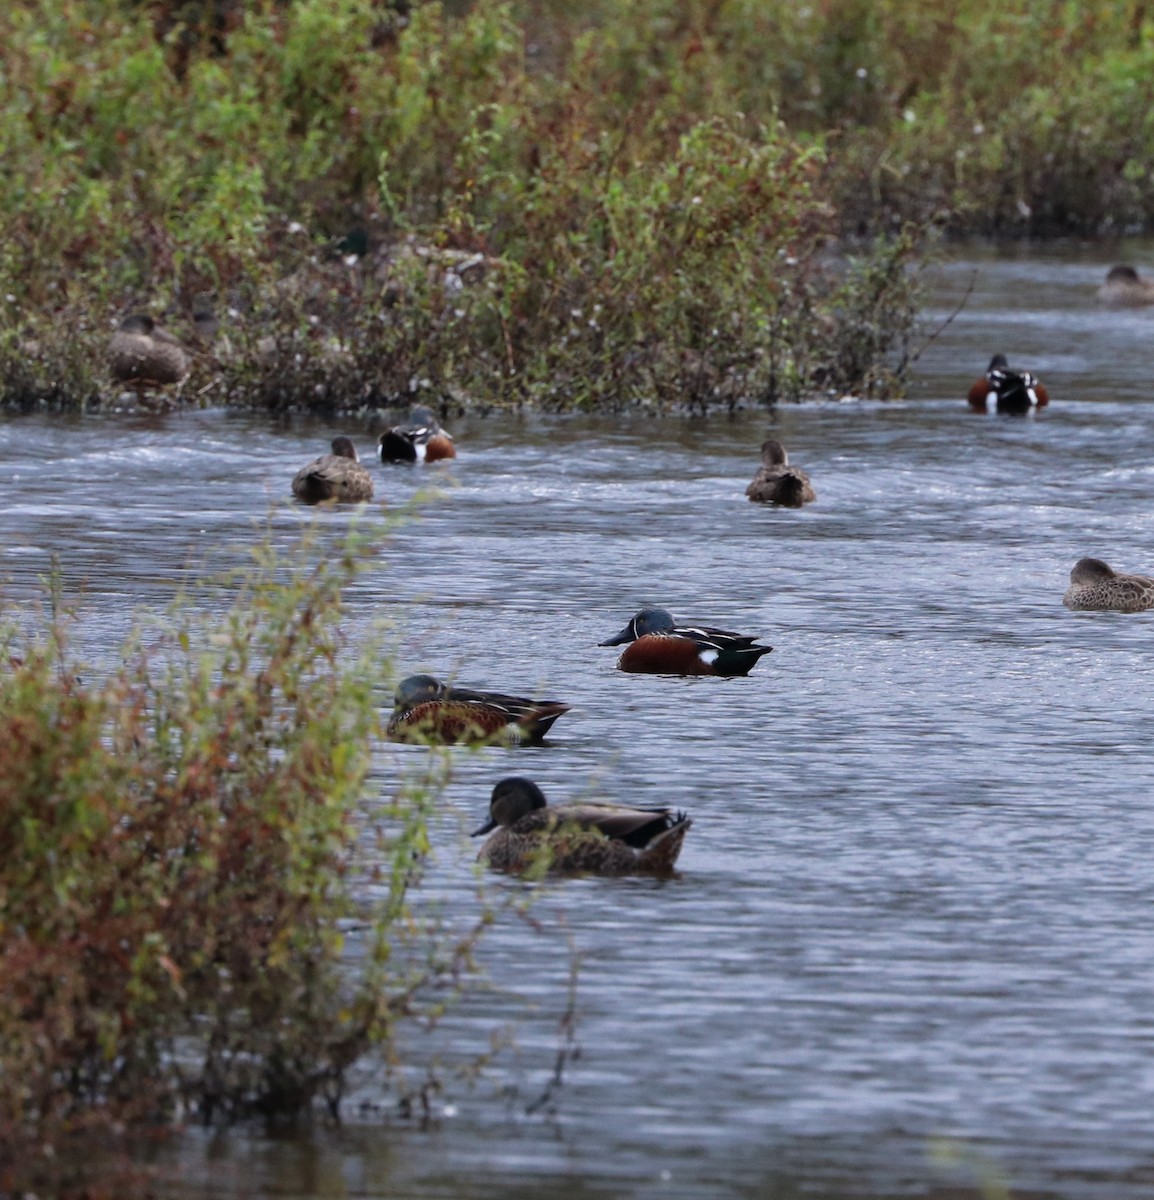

[0,530,489,1193]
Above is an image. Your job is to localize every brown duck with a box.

[386,675,569,745]
[291,437,375,504]
[108,314,189,388]
[745,439,816,507]
[1096,265,1154,307]
[1063,558,1154,613]
[473,777,692,876]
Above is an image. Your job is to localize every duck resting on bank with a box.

[108,313,190,390]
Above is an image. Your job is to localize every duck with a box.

[386,674,570,744]
[291,437,375,504]
[966,354,1049,414]
[473,777,692,876]
[1096,264,1154,307]
[108,313,190,389]
[745,439,816,506]
[1063,557,1154,613]
[378,405,456,463]
[599,607,772,676]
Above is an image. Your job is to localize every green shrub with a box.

[0,531,488,1193]
[0,0,924,413]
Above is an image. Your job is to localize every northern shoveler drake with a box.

[378,405,456,463]
[599,607,773,676]
[108,314,189,388]
[291,436,375,504]
[386,674,570,744]
[1063,557,1154,613]
[966,354,1049,414]
[1097,264,1154,307]
[745,438,816,507]
[473,777,692,876]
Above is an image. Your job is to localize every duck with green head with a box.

[599,607,772,676]
[378,405,456,463]
[966,354,1049,414]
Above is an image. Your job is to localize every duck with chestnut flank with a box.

[599,607,772,676]
[966,354,1049,414]
[473,777,692,876]
[387,674,570,744]
[378,405,456,463]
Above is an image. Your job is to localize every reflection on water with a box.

[4,245,1154,1199]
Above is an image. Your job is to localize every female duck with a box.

[378,405,456,463]
[1063,557,1154,613]
[291,437,375,504]
[1097,264,1154,306]
[745,438,816,507]
[967,354,1049,414]
[473,777,692,876]
[599,607,772,676]
[387,674,570,744]
[108,313,189,388]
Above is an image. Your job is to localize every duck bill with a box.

[471,818,497,837]
[598,623,633,647]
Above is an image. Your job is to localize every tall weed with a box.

[0,531,488,1191]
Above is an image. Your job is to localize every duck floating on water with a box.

[745,438,816,507]
[386,674,570,744]
[473,777,692,876]
[378,405,456,463]
[1063,557,1154,613]
[291,436,375,504]
[599,607,772,677]
[1096,264,1154,307]
[966,354,1049,414]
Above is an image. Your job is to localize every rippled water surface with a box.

[4,246,1154,1198]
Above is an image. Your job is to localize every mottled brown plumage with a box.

[386,675,569,745]
[108,314,189,388]
[1097,264,1154,307]
[1063,557,1154,613]
[291,437,375,504]
[745,439,816,507]
[473,777,691,876]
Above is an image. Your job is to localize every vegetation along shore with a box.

[16,0,1152,415]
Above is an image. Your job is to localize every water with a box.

[3,245,1154,1198]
